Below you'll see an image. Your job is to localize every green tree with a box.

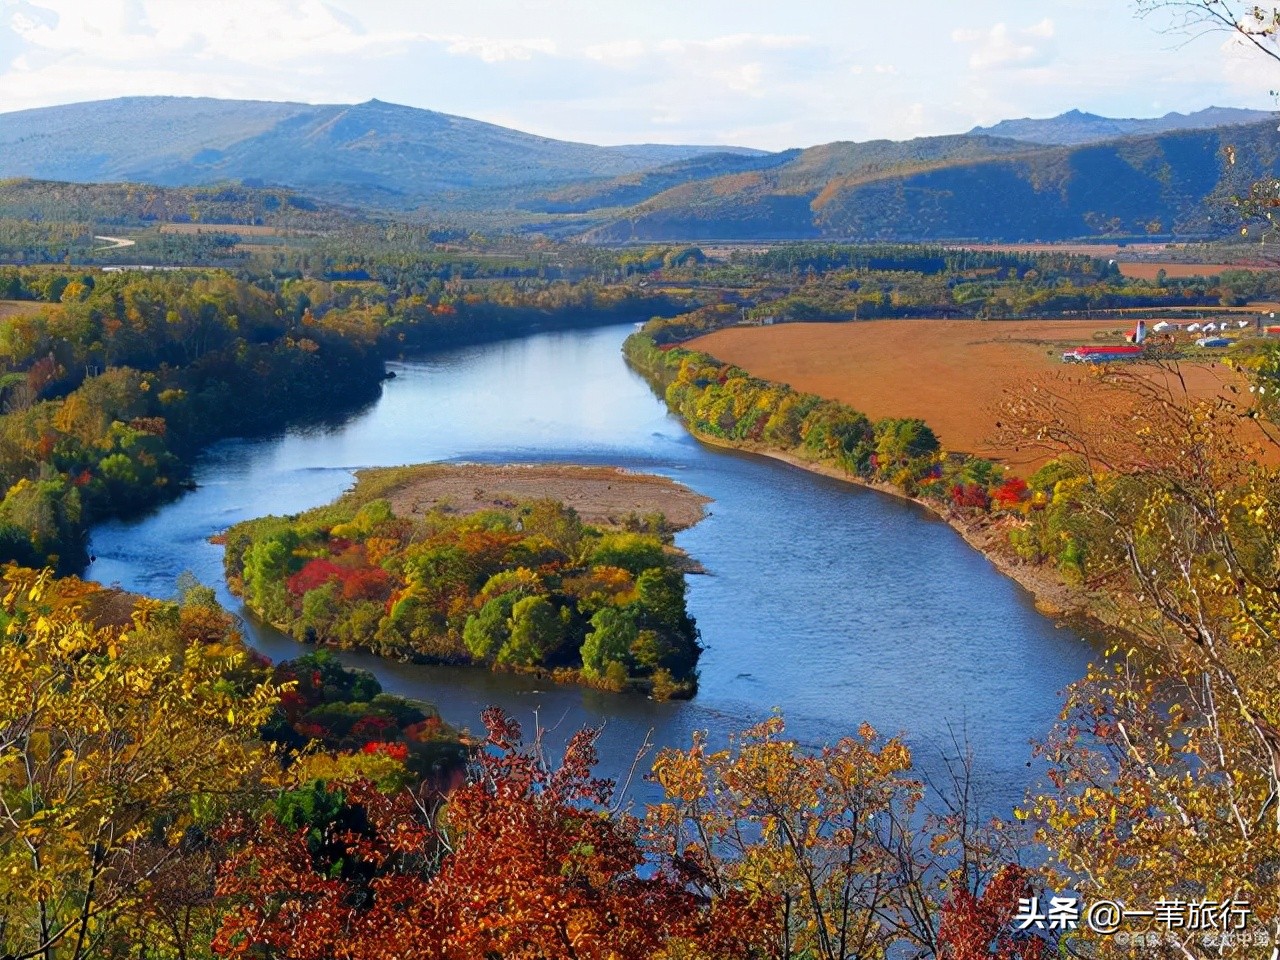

[463,592,519,663]
[498,595,564,667]
[873,417,939,472]
[580,606,637,679]
[589,532,666,575]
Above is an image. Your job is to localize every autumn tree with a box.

[645,715,1044,960]
[215,707,775,960]
[0,568,284,960]
[1001,363,1280,956]
[1135,1,1280,65]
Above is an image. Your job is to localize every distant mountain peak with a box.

[0,95,763,210]
[969,105,1275,145]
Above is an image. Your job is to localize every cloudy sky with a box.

[1,0,1278,149]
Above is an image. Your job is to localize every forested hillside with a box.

[2,97,1276,242]
[584,121,1279,242]
[0,96,759,210]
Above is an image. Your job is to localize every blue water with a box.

[87,324,1097,811]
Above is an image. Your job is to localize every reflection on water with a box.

[88,324,1096,810]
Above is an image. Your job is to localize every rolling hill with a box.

[581,121,1280,243]
[2,96,1277,242]
[0,96,762,210]
[0,177,353,229]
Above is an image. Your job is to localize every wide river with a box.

[87,323,1097,811]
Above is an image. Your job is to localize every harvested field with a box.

[364,463,710,530]
[1117,261,1280,280]
[689,319,1252,474]
[0,300,45,320]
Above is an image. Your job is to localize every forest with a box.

[222,468,702,698]
[0,565,1088,960]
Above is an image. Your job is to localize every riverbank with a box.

[623,326,1123,641]
[689,430,1105,630]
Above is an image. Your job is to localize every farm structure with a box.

[1061,344,1146,363]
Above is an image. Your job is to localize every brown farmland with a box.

[1117,261,1280,280]
[0,300,44,320]
[689,319,1252,474]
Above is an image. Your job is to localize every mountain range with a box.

[968,106,1274,145]
[0,96,761,210]
[1,96,1277,242]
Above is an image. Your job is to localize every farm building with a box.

[1125,320,1150,344]
[1062,345,1146,363]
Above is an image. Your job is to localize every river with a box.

[87,323,1097,811]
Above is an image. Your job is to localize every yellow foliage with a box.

[0,567,284,959]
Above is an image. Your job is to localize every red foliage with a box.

[937,865,1055,960]
[339,566,390,602]
[128,416,168,437]
[213,709,775,959]
[286,557,391,602]
[951,483,991,510]
[286,558,346,597]
[362,740,409,762]
[991,477,1029,509]
[352,716,394,740]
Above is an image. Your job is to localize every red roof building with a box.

[1071,345,1144,356]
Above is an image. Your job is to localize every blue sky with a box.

[1,0,1277,149]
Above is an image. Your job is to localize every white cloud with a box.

[657,33,811,55]
[7,0,411,64]
[718,61,764,94]
[1025,18,1055,40]
[438,35,556,62]
[952,20,1056,70]
[583,38,645,64]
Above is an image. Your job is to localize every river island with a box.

[222,463,710,699]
